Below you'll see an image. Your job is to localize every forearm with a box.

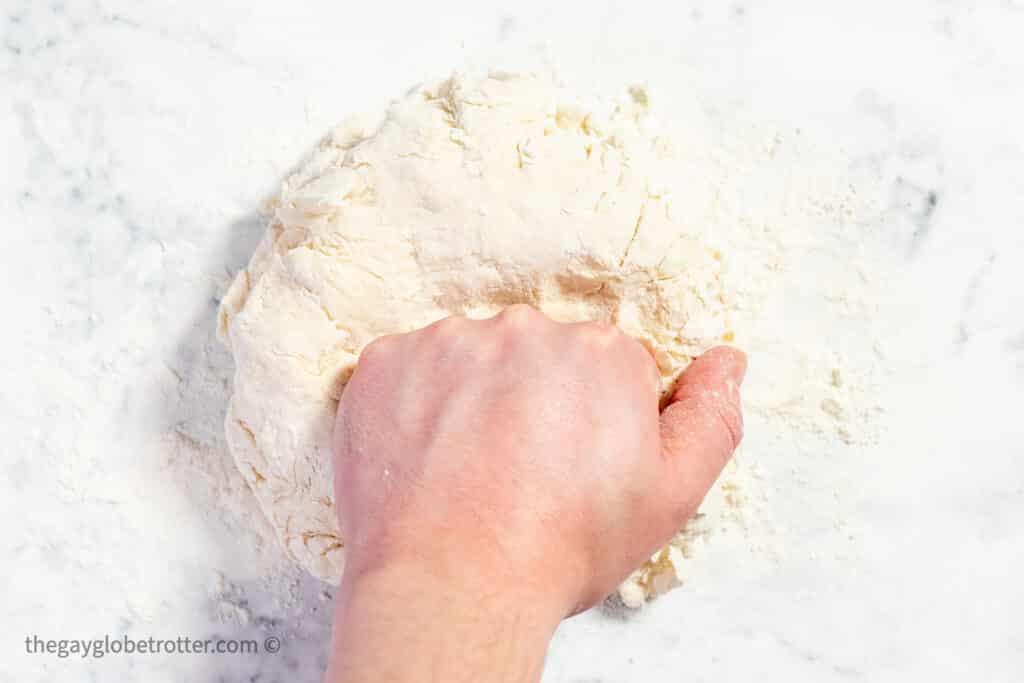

[325,560,563,683]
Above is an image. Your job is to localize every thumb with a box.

[658,346,747,519]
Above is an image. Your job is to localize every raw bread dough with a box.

[218,71,735,602]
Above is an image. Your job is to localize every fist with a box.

[333,305,745,615]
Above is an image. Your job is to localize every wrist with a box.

[326,553,565,683]
[343,528,585,620]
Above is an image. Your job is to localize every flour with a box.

[197,69,883,607]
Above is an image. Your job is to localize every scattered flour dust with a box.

[165,68,885,610]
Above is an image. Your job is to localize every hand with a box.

[326,305,746,682]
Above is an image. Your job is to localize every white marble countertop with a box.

[3,1,1022,681]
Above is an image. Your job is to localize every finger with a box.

[658,346,747,518]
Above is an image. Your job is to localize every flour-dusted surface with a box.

[217,70,881,606]
[4,2,1023,682]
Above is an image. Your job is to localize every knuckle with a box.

[633,346,662,387]
[428,314,466,336]
[499,303,537,323]
[359,334,395,362]
[698,393,744,450]
[578,320,619,345]
[495,304,544,334]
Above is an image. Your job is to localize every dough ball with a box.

[218,71,735,598]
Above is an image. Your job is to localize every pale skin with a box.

[326,304,746,682]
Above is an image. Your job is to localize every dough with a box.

[218,71,735,602]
